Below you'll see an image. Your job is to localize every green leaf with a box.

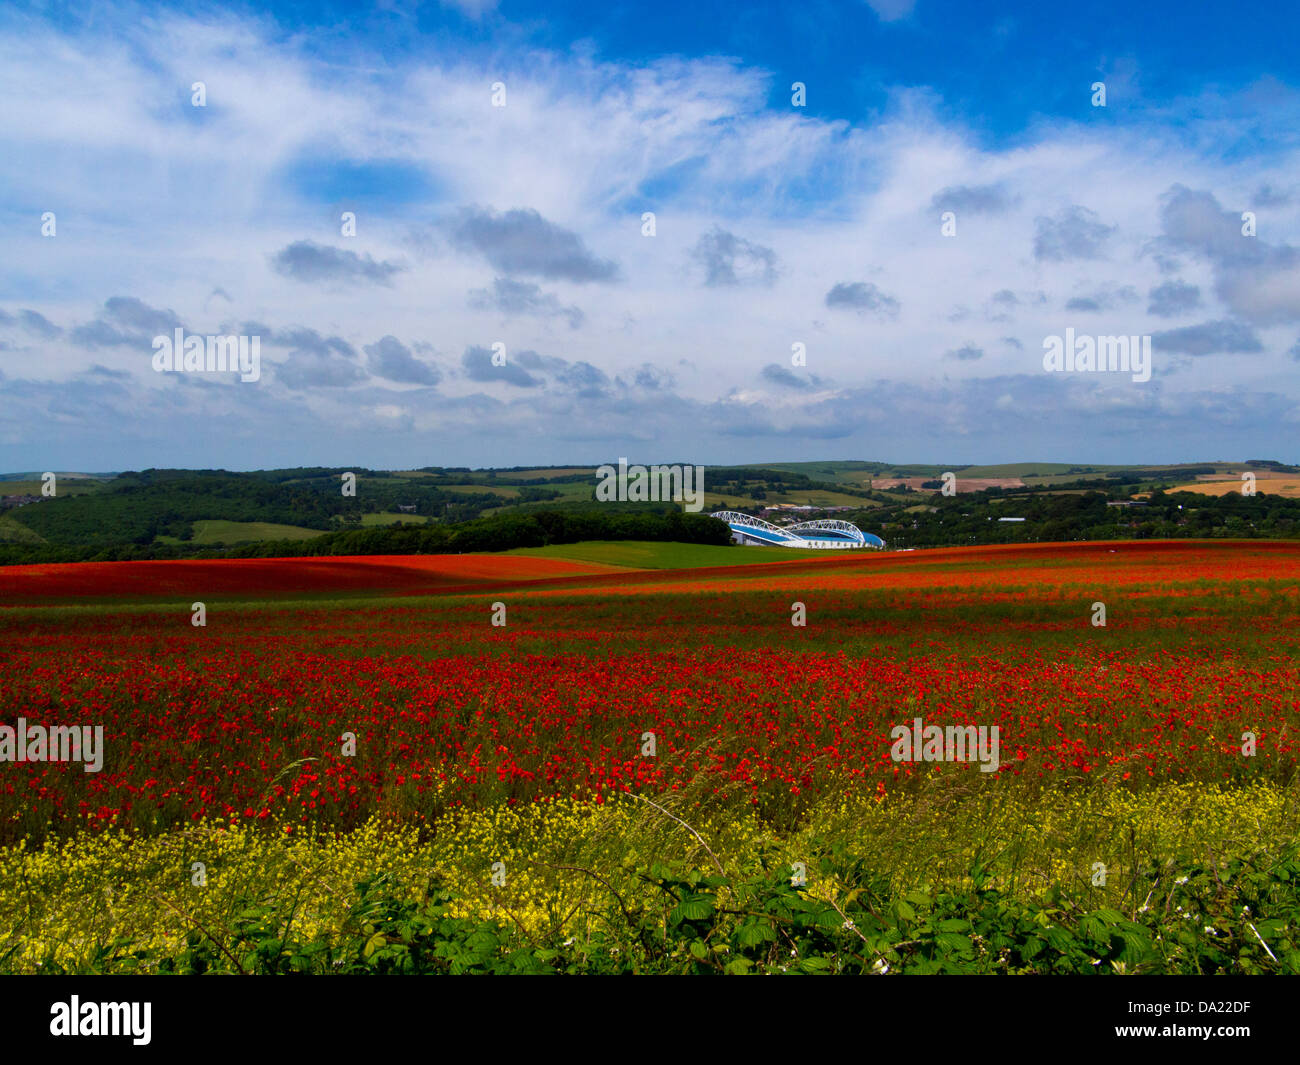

[736,921,777,948]
[935,932,973,957]
[671,894,716,925]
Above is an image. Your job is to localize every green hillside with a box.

[506,540,813,569]
[190,520,326,545]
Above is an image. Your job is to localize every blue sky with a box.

[3,0,1300,471]
[236,0,1300,141]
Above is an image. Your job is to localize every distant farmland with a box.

[1174,473,1300,498]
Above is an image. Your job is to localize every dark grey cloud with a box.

[1151,319,1263,357]
[265,326,367,389]
[1254,184,1292,208]
[270,240,403,285]
[1002,336,1024,350]
[708,390,856,440]
[262,327,356,359]
[984,289,1019,321]
[930,183,1019,215]
[825,281,900,318]
[554,361,610,399]
[448,207,619,283]
[461,345,541,387]
[0,309,63,338]
[103,296,178,333]
[84,363,132,381]
[1158,185,1300,325]
[1033,206,1115,262]
[1064,285,1137,313]
[691,227,778,287]
[477,347,608,395]
[711,374,1171,446]
[467,277,585,329]
[625,364,675,391]
[22,310,60,338]
[1159,186,1250,263]
[761,363,828,391]
[364,335,441,386]
[276,356,367,389]
[70,297,182,347]
[1147,279,1202,317]
[71,320,135,347]
[513,349,569,374]
[944,344,984,361]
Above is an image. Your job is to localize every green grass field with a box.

[350,511,433,526]
[438,483,523,498]
[0,477,107,497]
[506,539,818,568]
[188,519,326,544]
[481,482,598,514]
[705,489,876,509]
[0,512,45,543]
[492,467,593,479]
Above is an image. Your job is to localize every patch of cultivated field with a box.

[507,539,815,568]
[1176,477,1300,498]
[189,519,327,544]
[0,513,45,543]
[0,551,632,603]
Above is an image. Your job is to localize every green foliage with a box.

[33,846,1300,975]
[0,503,733,565]
[219,508,734,559]
[858,487,1300,548]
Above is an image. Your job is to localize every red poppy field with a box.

[0,552,627,604]
[3,539,1300,975]
[2,539,1298,840]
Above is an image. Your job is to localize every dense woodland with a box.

[855,488,1300,548]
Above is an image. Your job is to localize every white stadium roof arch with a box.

[709,511,884,549]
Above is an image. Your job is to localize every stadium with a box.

[710,511,885,550]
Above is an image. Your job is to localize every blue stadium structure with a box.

[710,511,885,550]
